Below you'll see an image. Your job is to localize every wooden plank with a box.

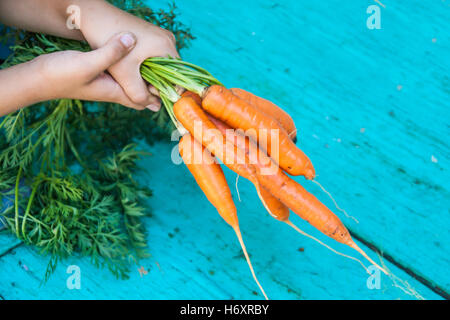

[0,142,442,299]
[0,234,21,257]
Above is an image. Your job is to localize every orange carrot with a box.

[220,88,352,224]
[174,97,279,228]
[252,148,387,274]
[202,85,315,179]
[181,91,202,106]
[174,96,256,181]
[209,116,369,271]
[175,96,385,273]
[207,115,288,218]
[257,187,290,220]
[227,89,354,223]
[230,88,297,143]
[187,89,296,149]
[179,134,268,299]
[179,134,237,226]
[227,89,356,223]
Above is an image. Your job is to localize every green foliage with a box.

[0,1,194,280]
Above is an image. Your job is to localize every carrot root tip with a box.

[305,169,315,180]
[311,179,359,224]
[349,241,388,275]
[235,174,242,202]
[233,226,269,300]
[284,220,369,274]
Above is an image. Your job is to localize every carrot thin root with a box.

[288,128,297,140]
[235,174,241,202]
[284,220,369,274]
[233,226,269,300]
[312,180,359,224]
[349,241,388,275]
[253,182,277,219]
[379,257,425,300]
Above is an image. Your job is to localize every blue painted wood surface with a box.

[0,0,449,299]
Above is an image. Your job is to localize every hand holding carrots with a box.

[0,32,143,116]
[78,0,179,111]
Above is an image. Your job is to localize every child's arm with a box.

[0,58,45,116]
[0,32,142,117]
[0,0,84,40]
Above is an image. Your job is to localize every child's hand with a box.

[36,32,148,109]
[78,0,179,111]
[0,0,180,115]
[0,32,144,116]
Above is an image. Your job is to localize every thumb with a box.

[83,32,137,76]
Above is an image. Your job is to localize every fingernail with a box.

[120,33,136,49]
[146,104,160,112]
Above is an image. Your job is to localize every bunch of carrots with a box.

[140,58,387,299]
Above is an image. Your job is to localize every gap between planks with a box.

[349,229,449,300]
[0,241,23,259]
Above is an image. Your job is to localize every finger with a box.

[82,32,137,76]
[81,73,146,110]
[112,63,157,108]
[160,31,179,58]
[145,94,161,112]
[152,31,179,58]
[148,84,160,97]
[146,85,163,111]
[175,85,185,96]
[148,84,183,99]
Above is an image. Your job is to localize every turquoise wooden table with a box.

[0,0,449,300]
